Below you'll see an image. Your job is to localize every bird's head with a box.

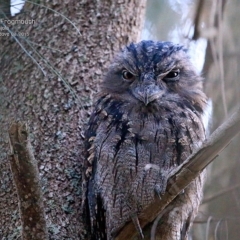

[101,40,207,113]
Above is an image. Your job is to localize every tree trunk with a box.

[0,1,146,239]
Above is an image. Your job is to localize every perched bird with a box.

[83,40,208,240]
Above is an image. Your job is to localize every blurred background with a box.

[143,0,240,239]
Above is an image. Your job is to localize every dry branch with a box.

[202,183,240,204]
[192,0,205,40]
[116,106,240,239]
[202,0,228,76]
[8,122,48,240]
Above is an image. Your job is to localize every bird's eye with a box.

[163,69,180,82]
[122,70,135,81]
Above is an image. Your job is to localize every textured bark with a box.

[0,0,146,239]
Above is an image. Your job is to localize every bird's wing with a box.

[82,94,110,239]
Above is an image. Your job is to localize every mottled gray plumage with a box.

[83,40,207,240]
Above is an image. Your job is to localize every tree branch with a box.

[202,183,240,204]
[192,0,205,40]
[116,105,240,239]
[202,0,228,76]
[8,122,48,240]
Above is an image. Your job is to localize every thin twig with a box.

[214,219,223,239]
[0,21,46,76]
[205,216,213,240]
[194,215,240,224]
[202,183,240,204]
[0,0,11,18]
[218,0,228,118]
[24,0,81,36]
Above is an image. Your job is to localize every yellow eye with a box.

[122,70,135,81]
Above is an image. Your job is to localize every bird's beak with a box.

[141,89,152,105]
[134,85,164,105]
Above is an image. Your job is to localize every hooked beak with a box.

[133,85,164,105]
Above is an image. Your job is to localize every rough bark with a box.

[0,0,146,239]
